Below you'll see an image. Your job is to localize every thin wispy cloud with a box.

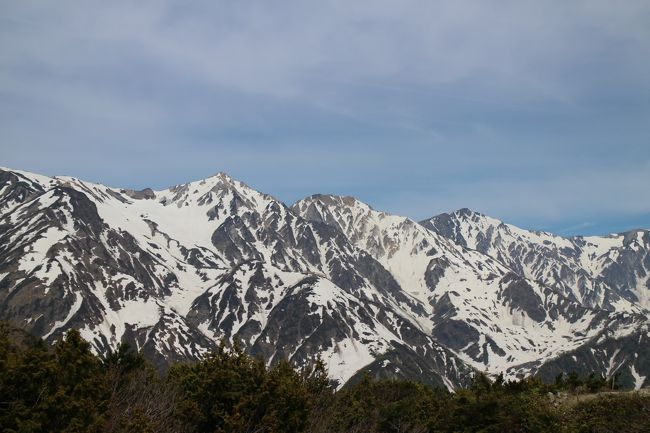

[0,0,649,235]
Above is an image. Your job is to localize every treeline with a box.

[1,324,649,433]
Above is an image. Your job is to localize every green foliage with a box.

[553,370,613,395]
[0,325,183,433]
[103,341,146,373]
[103,343,186,433]
[0,323,648,433]
[559,393,650,433]
[446,373,559,433]
[315,375,452,433]
[168,341,328,433]
[0,328,108,433]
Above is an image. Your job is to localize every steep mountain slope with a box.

[422,209,650,314]
[292,195,647,378]
[0,167,470,387]
[1,166,648,389]
[534,325,650,390]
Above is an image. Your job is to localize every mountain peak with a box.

[1,165,649,390]
[165,171,251,195]
[207,171,235,182]
[420,208,499,231]
[454,207,483,217]
[297,194,373,210]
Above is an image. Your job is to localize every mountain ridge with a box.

[1,166,648,389]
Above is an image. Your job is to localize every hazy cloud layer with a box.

[1,0,649,234]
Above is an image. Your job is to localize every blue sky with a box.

[1,1,649,236]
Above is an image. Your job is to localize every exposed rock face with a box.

[421,209,650,314]
[0,167,648,389]
[534,326,650,390]
[120,188,156,200]
[0,168,470,388]
[292,195,649,380]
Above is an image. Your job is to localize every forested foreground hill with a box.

[1,324,649,433]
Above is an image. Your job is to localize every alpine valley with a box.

[1,167,648,390]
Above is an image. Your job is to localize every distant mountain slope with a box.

[421,208,650,314]
[0,167,648,389]
[0,167,470,387]
[292,195,647,378]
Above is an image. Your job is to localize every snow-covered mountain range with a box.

[1,167,648,389]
